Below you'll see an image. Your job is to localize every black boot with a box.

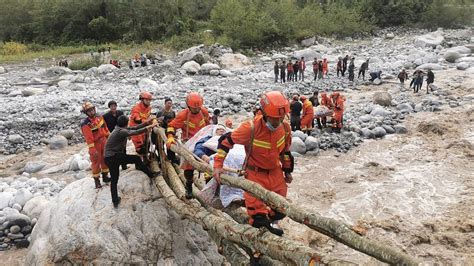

[184,170,194,199]
[102,173,111,183]
[94,178,102,189]
[113,196,121,208]
[251,214,284,236]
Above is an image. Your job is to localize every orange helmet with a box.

[82,102,95,113]
[300,95,307,101]
[260,91,290,118]
[139,91,153,100]
[186,92,203,108]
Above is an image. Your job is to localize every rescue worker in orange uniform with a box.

[129,92,153,155]
[300,95,314,135]
[320,92,333,128]
[331,92,345,133]
[166,92,210,199]
[322,58,329,78]
[214,91,294,236]
[80,102,110,189]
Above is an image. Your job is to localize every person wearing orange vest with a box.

[287,60,294,82]
[80,102,110,189]
[320,92,333,128]
[129,92,153,155]
[331,92,344,133]
[300,95,314,135]
[214,91,294,236]
[166,92,210,199]
[322,58,328,78]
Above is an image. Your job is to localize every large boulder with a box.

[218,53,251,70]
[48,135,68,150]
[9,189,33,208]
[181,60,201,74]
[290,137,306,154]
[97,64,118,74]
[293,49,321,61]
[24,161,47,174]
[199,63,220,75]
[39,66,72,77]
[372,127,387,138]
[415,31,444,48]
[177,44,206,65]
[7,134,24,144]
[22,87,45,97]
[138,78,159,91]
[443,51,462,63]
[373,92,392,106]
[370,106,391,117]
[300,37,316,47]
[445,46,471,55]
[26,171,223,265]
[22,196,50,219]
[304,136,319,151]
[457,62,470,70]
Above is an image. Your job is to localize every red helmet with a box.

[300,95,307,101]
[139,91,153,100]
[82,102,95,113]
[186,92,203,108]
[260,91,290,118]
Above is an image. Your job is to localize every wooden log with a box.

[154,174,320,265]
[154,127,419,265]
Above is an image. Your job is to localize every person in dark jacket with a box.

[104,115,157,207]
[293,60,300,82]
[318,60,323,79]
[280,60,286,83]
[342,55,349,76]
[369,71,382,82]
[155,98,176,129]
[336,57,343,77]
[348,58,355,81]
[358,59,369,80]
[426,69,435,94]
[312,58,318,80]
[309,90,320,129]
[103,100,126,170]
[398,69,408,84]
[211,109,220,125]
[290,95,302,131]
[274,61,279,83]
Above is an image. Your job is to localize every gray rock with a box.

[360,115,372,123]
[291,152,302,157]
[394,125,408,134]
[97,64,118,74]
[304,136,319,151]
[385,33,395,39]
[361,128,374,139]
[48,135,68,150]
[292,130,307,142]
[59,129,75,139]
[0,192,15,209]
[199,63,220,74]
[382,125,395,134]
[219,70,234,77]
[138,78,159,91]
[0,66,6,74]
[218,53,251,70]
[456,62,470,70]
[370,106,390,117]
[14,239,29,248]
[26,171,224,265]
[373,92,392,106]
[209,70,220,76]
[7,232,24,239]
[373,78,382,85]
[10,189,33,208]
[181,60,201,74]
[372,127,387,138]
[9,225,21,234]
[446,46,471,55]
[6,213,31,227]
[293,49,321,61]
[22,196,50,219]
[397,103,413,113]
[415,31,444,48]
[301,36,316,47]
[21,225,32,234]
[12,203,22,212]
[443,51,461,63]
[21,87,45,97]
[306,150,320,156]
[7,134,24,144]
[290,137,306,154]
[24,161,46,173]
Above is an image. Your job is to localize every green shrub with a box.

[69,55,103,70]
[1,41,28,55]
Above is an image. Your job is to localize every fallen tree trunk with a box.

[154,174,320,265]
[154,127,419,265]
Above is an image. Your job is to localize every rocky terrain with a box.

[0,27,473,264]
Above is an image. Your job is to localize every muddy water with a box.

[281,73,474,264]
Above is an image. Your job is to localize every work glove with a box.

[166,136,176,149]
[284,172,293,184]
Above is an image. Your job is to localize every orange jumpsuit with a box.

[215,116,293,221]
[322,59,328,77]
[129,101,151,153]
[320,93,333,127]
[81,115,110,178]
[167,107,210,170]
[301,99,314,132]
[332,96,344,129]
